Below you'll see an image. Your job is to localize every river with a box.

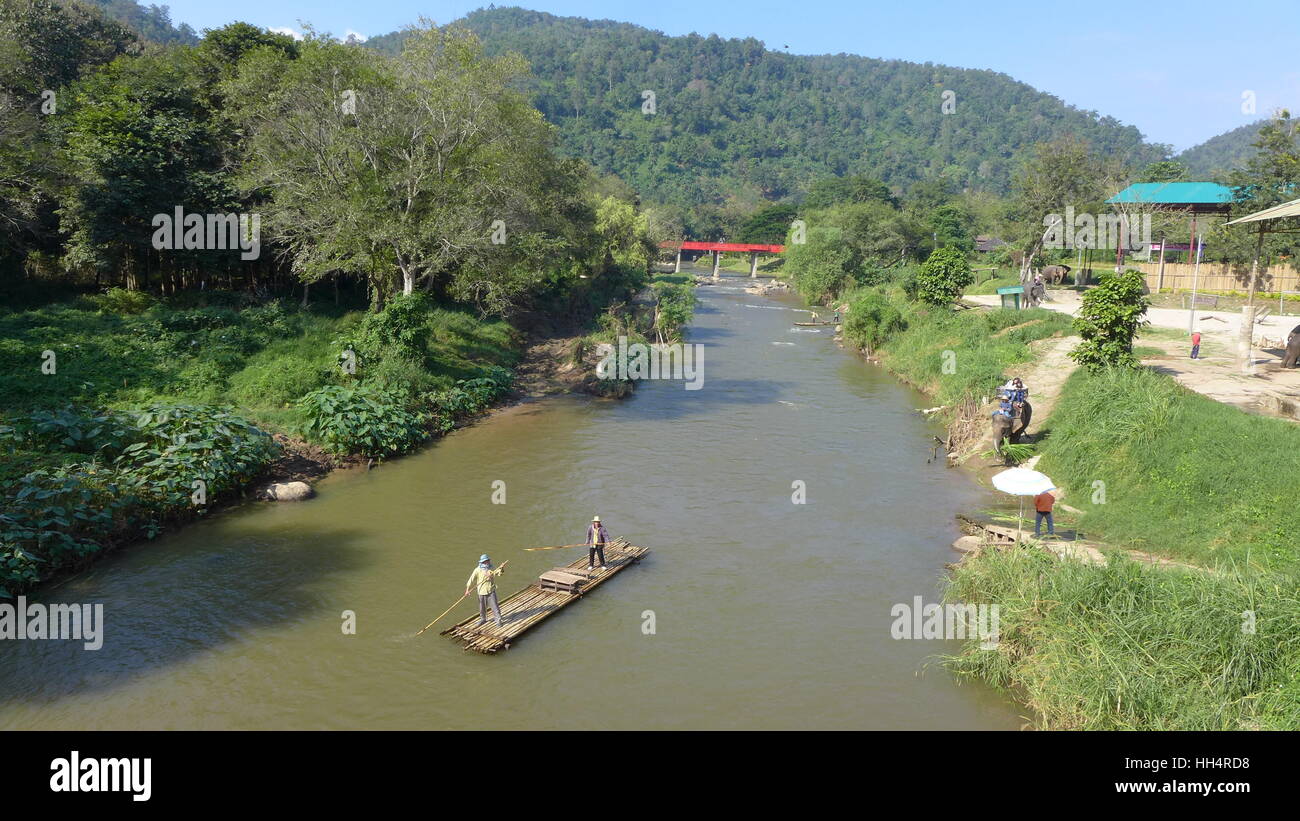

[0,270,1024,730]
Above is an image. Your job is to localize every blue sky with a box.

[160,0,1299,152]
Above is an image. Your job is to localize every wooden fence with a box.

[1121,261,1300,294]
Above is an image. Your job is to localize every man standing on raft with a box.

[466,554,506,627]
[586,516,610,572]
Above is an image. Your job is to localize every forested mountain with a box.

[368,7,1166,209]
[87,0,198,45]
[1177,120,1265,177]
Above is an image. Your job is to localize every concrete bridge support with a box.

[749,252,759,277]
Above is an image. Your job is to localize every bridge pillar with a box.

[712,251,720,278]
[749,252,759,277]
[674,248,681,273]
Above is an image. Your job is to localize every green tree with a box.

[784,224,854,303]
[842,288,905,354]
[1010,137,1113,277]
[228,23,569,310]
[736,203,797,244]
[1068,269,1149,371]
[914,246,973,306]
[1138,159,1188,182]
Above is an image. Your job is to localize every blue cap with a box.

[479,554,490,564]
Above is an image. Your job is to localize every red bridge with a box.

[658,241,785,277]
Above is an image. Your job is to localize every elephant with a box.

[992,400,1033,456]
[1042,264,1072,285]
[1283,324,1300,369]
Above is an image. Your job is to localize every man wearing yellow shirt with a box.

[465,554,505,627]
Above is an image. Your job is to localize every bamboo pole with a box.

[416,593,467,636]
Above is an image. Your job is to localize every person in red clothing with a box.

[1190,330,1202,359]
[1034,490,1056,538]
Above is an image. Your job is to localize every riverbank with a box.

[832,289,1300,729]
[0,271,698,597]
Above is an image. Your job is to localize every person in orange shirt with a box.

[1034,490,1056,538]
[1190,331,1202,359]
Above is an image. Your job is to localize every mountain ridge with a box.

[365,6,1168,206]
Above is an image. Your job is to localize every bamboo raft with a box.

[794,320,837,326]
[441,538,649,654]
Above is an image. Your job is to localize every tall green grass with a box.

[1038,366,1300,572]
[945,547,1300,730]
[874,299,1073,405]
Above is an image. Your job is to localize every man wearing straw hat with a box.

[586,516,610,572]
[465,554,505,627]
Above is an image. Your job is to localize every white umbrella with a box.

[991,468,1056,542]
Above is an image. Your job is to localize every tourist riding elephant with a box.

[992,400,1033,456]
[1042,264,1071,285]
[1284,324,1300,368]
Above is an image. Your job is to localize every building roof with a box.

[974,235,1006,252]
[1224,196,1300,225]
[1106,182,1234,206]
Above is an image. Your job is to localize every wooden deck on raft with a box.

[441,538,649,654]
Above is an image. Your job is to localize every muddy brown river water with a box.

[0,271,1024,729]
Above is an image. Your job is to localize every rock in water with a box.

[264,481,314,501]
[951,535,983,554]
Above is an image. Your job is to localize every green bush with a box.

[914,247,973,306]
[92,287,158,315]
[842,288,906,353]
[350,292,435,369]
[1069,269,1150,371]
[298,384,428,457]
[0,404,279,596]
[116,404,281,511]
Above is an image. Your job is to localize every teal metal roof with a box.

[1106,182,1234,205]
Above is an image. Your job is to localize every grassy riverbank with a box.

[0,268,665,596]
[940,359,1300,728]
[838,284,1073,407]
[0,290,525,596]
[1035,366,1300,573]
[826,277,1300,728]
[945,547,1300,730]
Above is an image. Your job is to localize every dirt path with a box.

[1138,336,1300,422]
[966,291,1300,422]
[962,334,1079,460]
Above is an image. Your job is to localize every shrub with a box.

[0,404,279,596]
[914,247,974,306]
[298,384,428,457]
[350,292,434,369]
[116,404,281,510]
[1069,269,1150,371]
[842,289,906,353]
[93,287,158,315]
